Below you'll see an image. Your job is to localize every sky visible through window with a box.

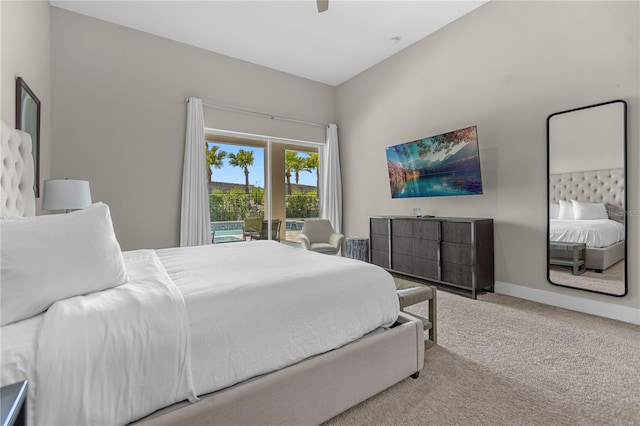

[208,142,317,188]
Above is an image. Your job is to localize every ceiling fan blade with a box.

[317,0,328,13]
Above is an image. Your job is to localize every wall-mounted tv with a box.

[386,125,483,198]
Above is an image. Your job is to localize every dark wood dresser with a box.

[370,216,494,299]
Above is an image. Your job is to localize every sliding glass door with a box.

[206,130,321,244]
[206,140,266,243]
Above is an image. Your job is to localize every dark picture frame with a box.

[16,76,41,197]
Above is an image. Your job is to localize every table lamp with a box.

[42,179,92,213]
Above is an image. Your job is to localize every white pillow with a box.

[571,200,608,220]
[557,200,574,220]
[1,202,128,326]
[549,203,560,220]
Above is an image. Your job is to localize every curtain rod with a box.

[186,98,329,129]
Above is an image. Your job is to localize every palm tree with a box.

[228,149,255,194]
[285,151,304,195]
[205,144,227,183]
[305,153,319,195]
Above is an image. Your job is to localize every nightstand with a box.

[1,380,28,426]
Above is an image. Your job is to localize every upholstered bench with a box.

[395,280,437,343]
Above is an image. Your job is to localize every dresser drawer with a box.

[371,249,390,268]
[412,238,439,261]
[413,220,440,240]
[441,241,472,266]
[441,221,472,244]
[441,262,473,288]
[392,253,438,280]
[391,219,413,238]
[371,234,390,252]
[370,218,389,235]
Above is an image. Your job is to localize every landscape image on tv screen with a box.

[386,125,483,198]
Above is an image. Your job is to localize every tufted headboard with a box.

[549,168,625,221]
[1,120,36,217]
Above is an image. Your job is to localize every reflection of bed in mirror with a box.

[547,99,626,297]
[549,168,625,272]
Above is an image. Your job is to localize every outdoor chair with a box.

[250,219,281,242]
[243,217,263,241]
[299,219,344,255]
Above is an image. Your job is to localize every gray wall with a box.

[51,7,335,250]
[336,1,639,310]
[35,2,640,315]
[1,0,51,213]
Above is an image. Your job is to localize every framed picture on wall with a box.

[16,76,41,197]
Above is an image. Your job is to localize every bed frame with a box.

[138,313,423,425]
[549,168,625,271]
[1,120,425,425]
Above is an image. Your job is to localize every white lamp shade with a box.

[42,179,92,211]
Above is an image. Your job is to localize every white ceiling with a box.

[50,0,487,86]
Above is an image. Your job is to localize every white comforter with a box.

[549,219,625,248]
[36,250,196,426]
[1,242,399,425]
[156,241,399,395]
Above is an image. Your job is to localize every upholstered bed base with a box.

[137,312,424,426]
[586,241,625,271]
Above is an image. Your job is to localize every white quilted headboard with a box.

[1,120,36,217]
[549,168,625,220]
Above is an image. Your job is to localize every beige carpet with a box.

[325,286,640,426]
[550,260,625,295]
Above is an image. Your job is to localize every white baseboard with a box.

[495,281,640,325]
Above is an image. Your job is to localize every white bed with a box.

[549,218,624,248]
[0,120,424,426]
[549,169,626,271]
[157,242,399,397]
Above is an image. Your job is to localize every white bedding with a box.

[0,242,399,425]
[549,219,624,248]
[2,250,197,426]
[0,314,41,424]
[156,241,399,396]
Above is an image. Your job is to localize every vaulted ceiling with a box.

[51,1,487,86]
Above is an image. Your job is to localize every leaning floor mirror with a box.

[547,100,627,296]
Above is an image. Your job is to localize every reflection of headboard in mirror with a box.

[549,168,625,222]
[1,120,36,217]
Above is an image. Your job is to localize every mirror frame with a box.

[15,76,41,198]
[546,99,627,297]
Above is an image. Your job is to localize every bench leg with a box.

[428,287,437,344]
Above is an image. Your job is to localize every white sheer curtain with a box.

[180,97,210,247]
[320,124,342,233]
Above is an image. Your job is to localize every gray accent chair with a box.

[250,219,281,242]
[299,219,344,255]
